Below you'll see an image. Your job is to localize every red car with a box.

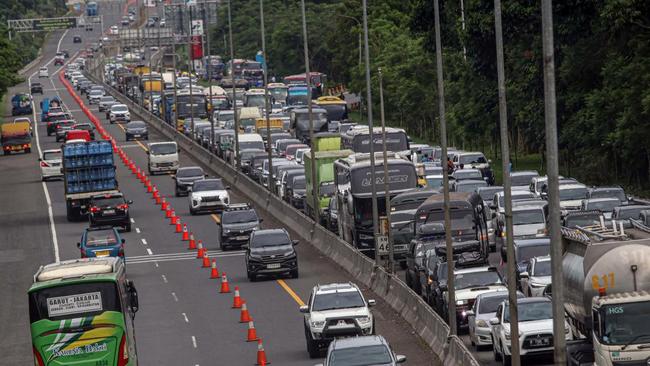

[64,129,92,142]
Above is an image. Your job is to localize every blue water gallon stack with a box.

[64,141,117,194]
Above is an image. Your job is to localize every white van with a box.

[148,141,179,174]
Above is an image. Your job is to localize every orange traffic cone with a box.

[246,320,259,342]
[165,206,172,218]
[256,339,270,365]
[210,260,219,278]
[175,219,182,233]
[232,286,242,308]
[161,198,168,211]
[188,233,196,250]
[196,241,204,258]
[181,224,189,241]
[146,181,153,193]
[220,273,231,293]
[239,301,251,323]
[202,252,210,268]
[154,193,161,205]
[152,187,159,199]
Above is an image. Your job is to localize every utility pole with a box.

[361,0,379,264]
[203,0,214,151]
[433,0,456,334]
[300,0,319,221]
[260,0,274,192]
[378,68,393,273]
[541,0,566,363]
[227,0,240,170]
[187,3,195,135]
[494,0,520,363]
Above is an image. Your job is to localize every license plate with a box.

[235,236,248,241]
[103,209,115,215]
[531,338,550,346]
[95,250,110,257]
[266,263,281,269]
[133,134,140,137]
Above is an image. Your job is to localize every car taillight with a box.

[119,246,125,257]
[117,334,129,366]
[90,206,99,213]
[117,204,129,210]
[33,345,45,366]
[40,161,49,167]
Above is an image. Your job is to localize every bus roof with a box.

[416,191,482,213]
[336,152,411,169]
[31,258,121,290]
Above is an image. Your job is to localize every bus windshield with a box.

[29,282,121,322]
[319,104,348,121]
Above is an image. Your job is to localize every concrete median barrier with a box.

[87,72,479,365]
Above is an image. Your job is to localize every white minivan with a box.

[147,141,179,174]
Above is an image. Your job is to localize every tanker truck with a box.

[562,226,650,365]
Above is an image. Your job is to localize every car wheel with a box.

[247,271,256,282]
[290,267,299,279]
[493,336,502,361]
[371,318,376,335]
[305,326,320,359]
[189,206,196,215]
[125,222,132,232]
[219,239,226,251]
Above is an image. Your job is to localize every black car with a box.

[173,166,205,196]
[404,223,445,295]
[79,82,93,95]
[61,50,70,58]
[125,121,148,141]
[73,36,82,43]
[88,193,133,231]
[245,228,299,281]
[30,82,43,94]
[73,123,95,140]
[55,121,77,141]
[217,204,262,250]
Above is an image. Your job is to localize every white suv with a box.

[109,104,130,123]
[300,282,376,359]
[490,297,571,364]
[188,178,230,215]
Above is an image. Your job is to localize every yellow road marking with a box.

[211,213,221,224]
[114,122,148,152]
[277,279,305,306]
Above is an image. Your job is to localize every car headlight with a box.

[504,329,522,340]
[530,282,546,288]
[310,320,325,328]
[357,316,372,325]
[456,300,468,306]
[476,319,489,328]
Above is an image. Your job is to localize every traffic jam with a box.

[6,1,650,366]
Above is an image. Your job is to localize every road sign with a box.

[32,17,77,31]
[376,235,389,255]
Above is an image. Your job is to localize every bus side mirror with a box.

[127,280,139,314]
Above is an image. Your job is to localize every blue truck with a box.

[63,141,119,221]
[86,1,98,16]
[11,94,33,116]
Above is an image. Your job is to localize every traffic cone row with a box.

[59,76,271,366]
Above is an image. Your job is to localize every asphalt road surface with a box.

[1,1,438,365]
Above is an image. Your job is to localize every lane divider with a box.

[61,68,271,364]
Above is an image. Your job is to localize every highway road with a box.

[2,1,437,364]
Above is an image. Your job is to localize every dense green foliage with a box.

[0,0,67,97]
[215,0,650,190]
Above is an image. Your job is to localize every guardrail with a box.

[85,70,480,365]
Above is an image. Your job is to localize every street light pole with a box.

[335,14,361,67]
[300,0,319,221]
[259,0,274,192]
[227,0,240,170]
[203,0,214,151]
[433,0,456,335]
[541,1,566,364]
[361,0,379,265]
[494,0,520,363]
[378,68,393,273]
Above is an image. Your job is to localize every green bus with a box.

[28,257,139,365]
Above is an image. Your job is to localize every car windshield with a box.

[532,260,551,276]
[127,122,146,129]
[459,154,487,165]
[478,187,503,201]
[454,170,482,180]
[90,91,103,96]
[222,210,257,224]
[591,189,626,202]
[312,291,366,311]
[85,230,118,247]
[454,271,501,290]
[517,244,550,263]
[499,193,535,207]
[328,345,393,366]
[511,173,538,186]
[293,178,306,190]
[250,231,290,248]
[513,209,545,225]
[456,181,487,192]
[504,301,553,323]
[479,295,509,313]
[28,282,120,322]
[193,180,224,191]
[426,209,475,231]
[426,176,443,189]
[600,302,650,346]
[101,96,114,102]
[564,214,600,228]
[93,197,124,207]
[112,105,128,112]
[149,143,176,155]
[43,151,62,161]
[587,200,620,212]
[560,187,588,200]
[177,168,204,178]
